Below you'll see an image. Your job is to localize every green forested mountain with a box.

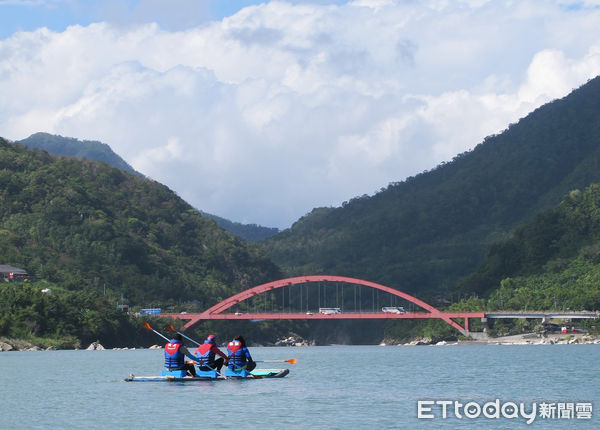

[382,184,600,343]
[458,183,600,310]
[0,138,281,305]
[265,75,600,298]
[18,132,140,176]
[18,132,279,243]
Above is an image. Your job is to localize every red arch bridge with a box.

[158,275,485,335]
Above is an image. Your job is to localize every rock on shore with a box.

[274,335,314,346]
[0,338,38,351]
[0,341,13,351]
[405,337,433,346]
[86,341,105,350]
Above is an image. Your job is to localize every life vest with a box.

[227,340,247,370]
[194,342,215,367]
[164,339,184,369]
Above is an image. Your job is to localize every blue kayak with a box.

[125,368,289,382]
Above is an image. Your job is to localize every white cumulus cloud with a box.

[1,1,600,228]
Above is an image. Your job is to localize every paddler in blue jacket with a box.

[194,334,228,371]
[164,333,198,376]
[226,335,256,372]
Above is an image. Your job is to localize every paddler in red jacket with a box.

[164,333,197,376]
[194,334,228,371]
[227,335,256,372]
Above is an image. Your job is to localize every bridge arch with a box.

[196,275,467,332]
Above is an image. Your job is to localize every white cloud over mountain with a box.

[1,0,600,228]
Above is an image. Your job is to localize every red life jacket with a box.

[227,340,247,369]
[164,340,184,368]
[227,340,242,354]
[194,343,212,356]
[194,343,215,367]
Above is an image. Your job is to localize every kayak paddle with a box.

[142,322,170,342]
[143,322,202,374]
[255,359,298,364]
[164,324,201,346]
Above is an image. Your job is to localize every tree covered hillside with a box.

[18,132,280,243]
[0,138,281,305]
[458,184,600,311]
[265,75,600,297]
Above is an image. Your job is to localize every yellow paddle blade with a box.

[286,358,298,364]
[142,322,153,331]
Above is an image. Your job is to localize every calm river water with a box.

[0,344,598,429]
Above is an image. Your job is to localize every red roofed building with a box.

[0,265,28,281]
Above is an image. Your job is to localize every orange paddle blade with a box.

[286,359,298,364]
[142,322,153,331]
[164,324,176,332]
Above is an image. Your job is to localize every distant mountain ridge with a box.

[17,132,279,242]
[265,75,600,297]
[18,132,140,176]
[200,211,279,242]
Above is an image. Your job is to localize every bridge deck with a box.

[159,311,598,321]
[160,311,485,321]
[485,311,599,319]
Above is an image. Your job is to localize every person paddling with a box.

[194,334,228,371]
[164,333,198,377]
[226,335,256,372]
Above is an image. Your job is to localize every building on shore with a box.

[0,265,28,281]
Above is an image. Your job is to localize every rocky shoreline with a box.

[0,338,166,351]
[3,333,599,351]
[0,334,317,351]
[382,332,600,346]
[0,338,52,351]
[0,335,316,351]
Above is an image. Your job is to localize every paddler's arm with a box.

[244,347,253,362]
[181,345,199,363]
[213,345,228,359]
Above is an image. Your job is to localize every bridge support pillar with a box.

[464,317,470,332]
[481,317,488,333]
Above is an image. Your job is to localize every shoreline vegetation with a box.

[2,333,599,352]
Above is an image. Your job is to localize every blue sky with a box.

[0,1,254,37]
[0,0,349,38]
[1,1,600,228]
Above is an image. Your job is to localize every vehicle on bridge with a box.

[381,306,406,314]
[139,308,161,315]
[319,307,341,315]
[561,326,587,334]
